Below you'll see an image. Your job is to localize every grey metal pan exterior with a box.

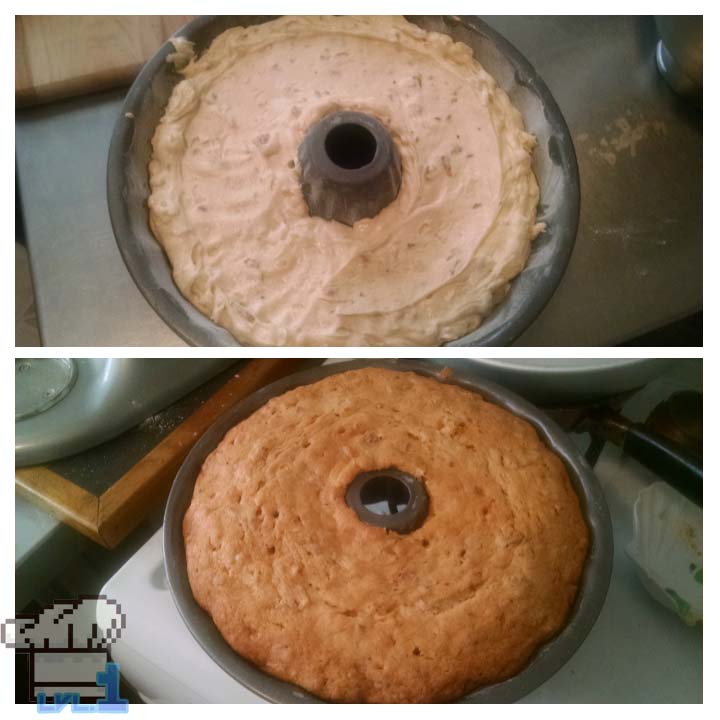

[107,16,580,347]
[425,358,679,406]
[15,358,235,467]
[163,360,612,703]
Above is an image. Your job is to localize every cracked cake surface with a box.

[183,368,588,702]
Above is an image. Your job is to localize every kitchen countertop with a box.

[15,16,702,347]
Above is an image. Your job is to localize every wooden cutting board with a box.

[15,15,195,106]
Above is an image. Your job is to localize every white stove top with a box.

[100,366,702,703]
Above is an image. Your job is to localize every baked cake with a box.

[183,368,589,702]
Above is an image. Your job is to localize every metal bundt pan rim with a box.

[108,15,580,347]
[163,360,613,703]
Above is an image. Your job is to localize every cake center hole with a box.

[359,475,410,516]
[325,123,377,169]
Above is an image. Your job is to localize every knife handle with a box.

[624,425,703,506]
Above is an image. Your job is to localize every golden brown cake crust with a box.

[183,368,589,703]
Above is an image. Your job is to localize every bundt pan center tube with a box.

[108,16,580,346]
[345,468,429,534]
[163,360,613,703]
[299,110,402,226]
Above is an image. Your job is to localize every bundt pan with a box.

[108,16,580,346]
[163,360,613,703]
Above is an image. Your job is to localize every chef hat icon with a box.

[1,596,125,650]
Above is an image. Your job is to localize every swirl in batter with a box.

[148,16,543,345]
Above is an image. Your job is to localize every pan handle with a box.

[584,408,702,506]
[624,424,702,506]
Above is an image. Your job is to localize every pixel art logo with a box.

[1,595,128,712]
